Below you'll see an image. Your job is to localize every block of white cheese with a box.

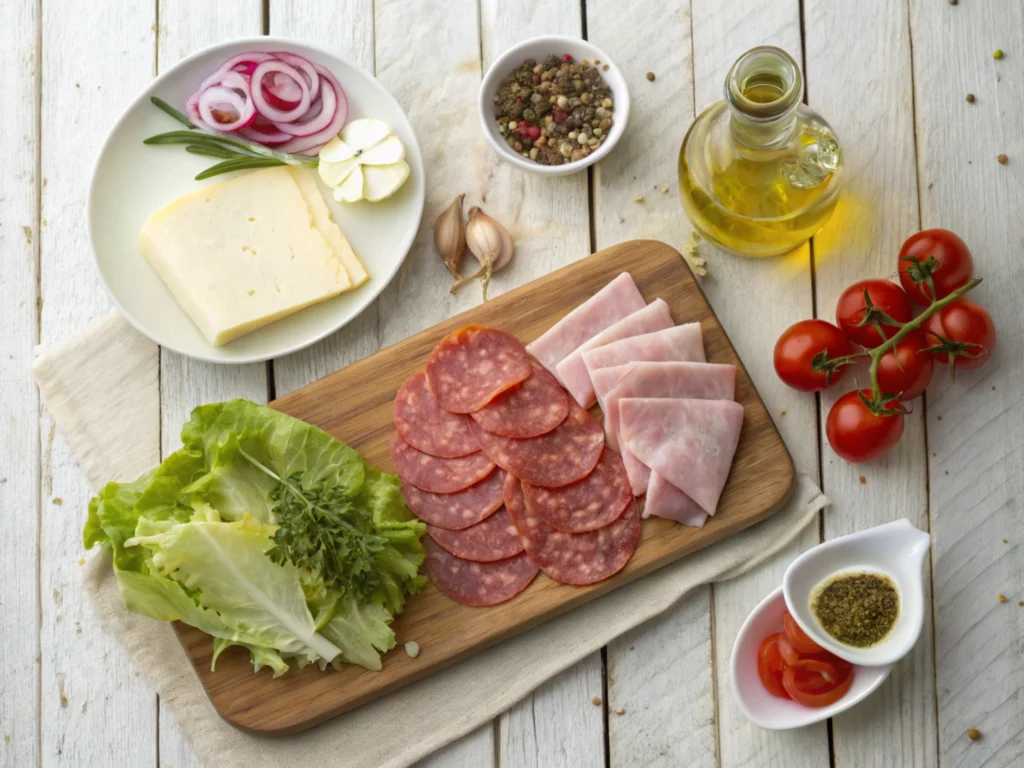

[139,167,363,346]
[287,168,369,288]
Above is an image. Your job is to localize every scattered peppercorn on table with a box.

[7,0,1021,766]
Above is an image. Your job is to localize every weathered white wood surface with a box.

[0,0,40,765]
[910,2,1024,766]
[805,2,938,766]
[6,0,1021,766]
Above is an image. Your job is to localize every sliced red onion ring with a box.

[197,52,270,92]
[185,92,202,125]
[272,51,320,102]
[251,60,310,122]
[197,85,256,132]
[262,71,304,110]
[276,68,348,153]
[273,75,337,137]
[239,117,291,145]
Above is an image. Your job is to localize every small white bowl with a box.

[478,35,630,176]
[731,587,892,730]
[783,519,931,667]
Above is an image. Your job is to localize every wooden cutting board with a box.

[173,239,796,734]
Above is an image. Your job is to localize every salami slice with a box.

[427,507,524,562]
[400,468,506,530]
[505,474,640,586]
[424,537,538,607]
[389,434,495,494]
[393,371,479,457]
[425,325,532,413]
[522,448,632,533]
[469,400,604,488]
[470,361,569,438]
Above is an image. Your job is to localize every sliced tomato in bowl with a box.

[757,633,790,699]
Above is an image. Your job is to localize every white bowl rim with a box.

[477,34,630,176]
[730,586,893,730]
[86,35,426,365]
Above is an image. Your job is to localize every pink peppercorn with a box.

[552,107,568,124]
[562,53,572,62]
[527,124,541,140]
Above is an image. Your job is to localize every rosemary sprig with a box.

[144,98,318,180]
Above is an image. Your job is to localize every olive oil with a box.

[678,47,842,258]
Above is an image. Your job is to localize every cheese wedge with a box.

[287,168,369,287]
[140,166,352,346]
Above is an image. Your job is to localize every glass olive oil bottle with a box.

[678,46,842,258]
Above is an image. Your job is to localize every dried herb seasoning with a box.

[811,571,899,648]
[493,54,614,165]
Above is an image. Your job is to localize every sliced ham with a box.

[619,398,744,516]
[621,448,651,497]
[603,362,737,451]
[526,272,645,378]
[582,323,705,378]
[590,366,634,413]
[644,473,708,527]
[555,299,674,408]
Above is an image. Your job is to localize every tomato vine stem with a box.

[864,277,983,405]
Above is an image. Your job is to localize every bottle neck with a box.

[725,46,803,149]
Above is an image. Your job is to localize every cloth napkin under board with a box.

[33,312,828,768]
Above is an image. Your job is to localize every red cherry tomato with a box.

[774,320,853,392]
[782,664,854,707]
[757,633,790,699]
[826,390,906,463]
[898,229,974,304]
[835,279,913,348]
[923,299,996,371]
[876,330,935,400]
[782,610,825,654]
[775,633,801,666]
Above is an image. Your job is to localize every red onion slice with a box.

[239,117,291,145]
[276,69,348,153]
[197,52,271,92]
[272,51,320,102]
[251,60,310,122]
[273,75,337,136]
[197,85,256,132]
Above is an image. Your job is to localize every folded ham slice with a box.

[603,362,737,451]
[582,323,705,379]
[526,272,644,378]
[555,299,674,408]
[619,398,744,516]
[644,473,708,527]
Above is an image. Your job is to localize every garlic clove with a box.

[458,206,514,301]
[359,135,406,166]
[363,161,410,202]
[434,194,467,278]
[334,165,365,202]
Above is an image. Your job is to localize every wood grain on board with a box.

[173,240,796,734]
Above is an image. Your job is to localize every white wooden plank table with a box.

[1,0,1020,765]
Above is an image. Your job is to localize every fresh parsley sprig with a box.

[144,97,318,180]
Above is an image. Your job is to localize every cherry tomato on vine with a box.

[774,320,854,392]
[835,279,913,348]
[826,390,906,463]
[898,229,974,304]
[923,299,996,372]
[875,330,935,400]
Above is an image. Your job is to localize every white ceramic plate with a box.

[88,38,425,364]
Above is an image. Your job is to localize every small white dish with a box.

[478,35,629,176]
[783,519,931,667]
[731,587,892,730]
[88,37,425,364]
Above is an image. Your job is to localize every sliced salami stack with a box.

[391,324,641,607]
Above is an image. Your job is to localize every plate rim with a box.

[86,35,426,365]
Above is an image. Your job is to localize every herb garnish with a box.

[144,97,317,180]
[239,450,387,604]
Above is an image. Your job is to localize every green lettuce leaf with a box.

[84,399,425,674]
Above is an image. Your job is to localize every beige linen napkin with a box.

[34,314,828,768]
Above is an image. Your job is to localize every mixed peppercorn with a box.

[493,54,615,165]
